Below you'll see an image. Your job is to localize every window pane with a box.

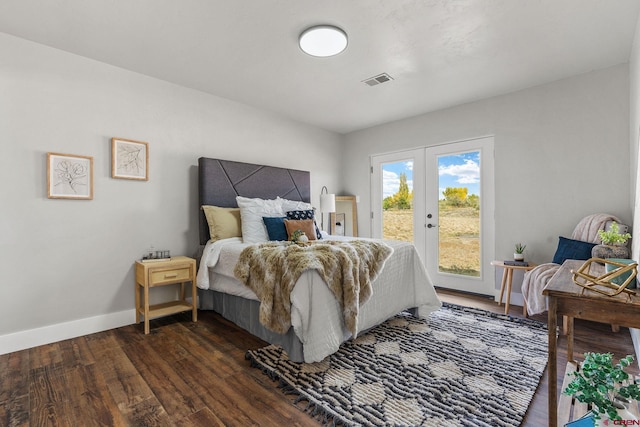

[381,161,414,243]
[437,151,480,277]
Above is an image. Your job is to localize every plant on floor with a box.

[564,352,640,421]
[598,222,632,246]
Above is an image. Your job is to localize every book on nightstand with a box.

[503,260,529,267]
[140,257,171,263]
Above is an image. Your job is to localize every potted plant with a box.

[564,352,640,423]
[593,222,632,259]
[598,222,632,246]
[514,243,526,261]
[290,229,308,243]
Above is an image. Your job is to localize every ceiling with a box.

[1,0,639,134]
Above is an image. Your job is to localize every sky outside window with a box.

[382,151,480,199]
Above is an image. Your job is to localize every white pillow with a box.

[236,196,284,243]
[278,197,313,212]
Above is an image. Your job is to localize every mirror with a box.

[331,196,358,237]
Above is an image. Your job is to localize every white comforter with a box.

[197,236,441,362]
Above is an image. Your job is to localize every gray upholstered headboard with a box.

[198,157,311,245]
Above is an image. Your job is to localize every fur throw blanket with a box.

[233,240,393,336]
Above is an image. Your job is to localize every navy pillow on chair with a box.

[262,217,288,241]
[552,236,597,265]
[286,210,322,239]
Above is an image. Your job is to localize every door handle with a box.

[427,223,437,229]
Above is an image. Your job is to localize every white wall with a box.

[343,65,631,291]
[0,33,342,353]
[628,9,640,365]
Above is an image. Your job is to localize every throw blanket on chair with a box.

[521,262,561,314]
[571,213,622,243]
[522,213,622,315]
[234,240,393,336]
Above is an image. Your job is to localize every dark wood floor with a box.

[1,289,637,426]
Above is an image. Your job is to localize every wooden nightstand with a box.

[135,256,197,334]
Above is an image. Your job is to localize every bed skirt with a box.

[197,288,305,362]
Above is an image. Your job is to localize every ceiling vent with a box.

[362,73,394,87]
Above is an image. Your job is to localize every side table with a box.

[491,260,538,315]
[135,256,197,334]
[543,259,640,427]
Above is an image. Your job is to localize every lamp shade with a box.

[320,193,336,213]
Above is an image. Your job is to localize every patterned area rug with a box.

[246,303,548,427]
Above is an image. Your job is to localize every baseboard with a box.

[0,309,136,355]
[493,291,525,309]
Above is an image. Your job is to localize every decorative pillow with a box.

[278,197,313,212]
[236,196,284,243]
[552,236,597,265]
[262,217,288,241]
[286,209,322,239]
[284,219,318,241]
[201,205,241,241]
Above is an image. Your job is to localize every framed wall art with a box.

[111,137,149,180]
[47,152,94,200]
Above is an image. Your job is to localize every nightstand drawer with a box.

[149,267,191,285]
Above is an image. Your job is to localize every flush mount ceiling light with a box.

[299,25,348,57]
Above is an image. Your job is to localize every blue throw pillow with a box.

[262,217,288,241]
[286,210,322,239]
[552,236,597,265]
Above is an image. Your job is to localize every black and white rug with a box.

[246,303,548,427]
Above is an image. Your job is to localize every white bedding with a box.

[197,236,441,362]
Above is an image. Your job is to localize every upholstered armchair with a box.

[521,213,628,316]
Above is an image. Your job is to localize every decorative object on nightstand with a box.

[514,243,526,261]
[592,222,632,260]
[134,256,197,334]
[141,247,171,262]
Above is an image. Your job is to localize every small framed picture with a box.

[47,152,94,200]
[335,213,346,236]
[111,137,149,180]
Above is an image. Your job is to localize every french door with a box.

[371,137,495,295]
[371,148,426,261]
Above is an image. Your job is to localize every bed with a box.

[196,157,441,362]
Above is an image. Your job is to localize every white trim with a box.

[0,309,136,355]
[497,291,525,308]
[425,136,496,296]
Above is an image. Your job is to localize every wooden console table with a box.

[543,259,640,427]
